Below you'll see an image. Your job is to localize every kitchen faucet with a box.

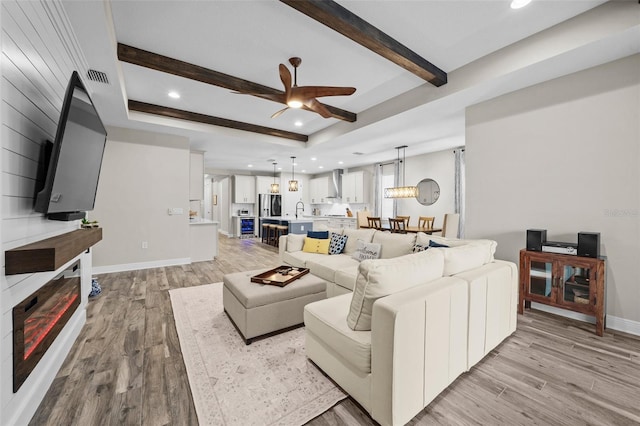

[295,201,305,219]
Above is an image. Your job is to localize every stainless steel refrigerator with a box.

[258,194,282,218]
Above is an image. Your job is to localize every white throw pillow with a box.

[286,233,306,252]
[431,244,490,276]
[347,249,445,331]
[351,240,381,262]
[342,228,376,254]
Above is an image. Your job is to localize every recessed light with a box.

[338,161,344,165]
[294,121,303,127]
[311,157,317,161]
[510,0,531,9]
[301,169,306,173]
[168,91,180,99]
[248,164,253,168]
[277,167,282,171]
[318,166,324,169]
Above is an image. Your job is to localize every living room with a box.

[1,0,639,424]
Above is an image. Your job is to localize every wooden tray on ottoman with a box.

[250,266,310,287]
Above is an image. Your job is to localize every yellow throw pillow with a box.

[302,237,330,254]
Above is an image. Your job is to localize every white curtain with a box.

[454,148,465,237]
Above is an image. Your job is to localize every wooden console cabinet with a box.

[519,249,605,336]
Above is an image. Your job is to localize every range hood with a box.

[327,169,343,199]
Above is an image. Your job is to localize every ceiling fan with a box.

[239,57,356,119]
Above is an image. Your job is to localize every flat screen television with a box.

[35,71,107,221]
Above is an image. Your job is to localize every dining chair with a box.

[396,215,410,227]
[356,210,370,229]
[367,217,382,229]
[389,218,407,233]
[441,213,460,238]
[418,216,435,229]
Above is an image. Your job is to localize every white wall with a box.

[1,0,93,422]
[398,150,456,229]
[466,54,640,328]
[90,127,191,271]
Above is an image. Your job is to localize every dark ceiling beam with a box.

[117,43,356,122]
[128,100,308,142]
[279,0,447,87]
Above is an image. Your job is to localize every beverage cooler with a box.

[240,217,255,238]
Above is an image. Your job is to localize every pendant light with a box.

[384,145,418,198]
[270,162,280,194]
[288,156,299,191]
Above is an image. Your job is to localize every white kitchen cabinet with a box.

[233,175,256,203]
[342,171,370,204]
[309,176,332,204]
[328,217,357,230]
[189,151,204,200]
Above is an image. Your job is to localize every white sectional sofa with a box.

[278,228,518,426]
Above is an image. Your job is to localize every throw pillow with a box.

[286,233,306,252]
[351,240,381,262]
[307,230,330,239]
[347,249,446,331]
[429,240,449,248]
[302,237,330,254]
[329,233,348,255]
[413,243,429,252]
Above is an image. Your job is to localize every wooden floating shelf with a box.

[5,228,103,275]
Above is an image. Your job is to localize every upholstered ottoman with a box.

[222,269,327,344]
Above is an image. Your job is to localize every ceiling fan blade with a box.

[271,107,289,118]
[304,98,332,118]
[279,64,292,97]
[293,86,356,98]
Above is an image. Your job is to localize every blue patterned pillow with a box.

[413,244,429,252]
[329,233,348,255]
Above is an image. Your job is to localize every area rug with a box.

[169,282,347,425]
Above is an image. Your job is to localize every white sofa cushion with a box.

[343,228,376,254]
[432,244,492,276]
[281,251,318,268]
[372,231,416,259]
[335,265,359,291]
[416,233,497,263]
[347,249,445,331]
[305,294,372,374]
[286,233,306,252]
[307,255,360,283]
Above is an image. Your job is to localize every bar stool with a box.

[261,223,271,244]
[274,225,288,247]
[267,224,278,246]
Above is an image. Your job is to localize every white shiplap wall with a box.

[1,0,93,422]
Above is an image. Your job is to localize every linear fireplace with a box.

[13,260,81,392]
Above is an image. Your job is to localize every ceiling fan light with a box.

[510,0,532,9]
[287,99,303,109]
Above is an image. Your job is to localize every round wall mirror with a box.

[416,178,440,206]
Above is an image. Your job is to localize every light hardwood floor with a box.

[31,236,640,425]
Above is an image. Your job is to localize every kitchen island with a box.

[260,217,314,235]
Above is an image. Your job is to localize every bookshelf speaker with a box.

[526,229,547,251]
[578,232,600,258]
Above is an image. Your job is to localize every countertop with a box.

[189,218,220,226]
[260,217,314,224]
[302,216,357,220]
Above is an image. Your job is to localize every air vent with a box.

[87,69,109,84]
[352,152,365,156]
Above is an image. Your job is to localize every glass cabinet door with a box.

[529,260,553,298]
[561,263,591,305]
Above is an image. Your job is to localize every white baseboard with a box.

[531,302,640,336]
[92,257,191,275]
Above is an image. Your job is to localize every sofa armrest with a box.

[278,235,288,262]
[370,277,468,426]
